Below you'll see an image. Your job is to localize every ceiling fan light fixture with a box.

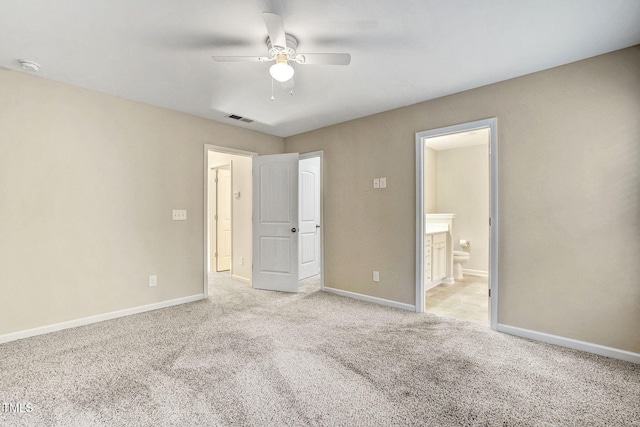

[269,54,294,82]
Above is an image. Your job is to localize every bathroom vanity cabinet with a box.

[424,214,455,290]
[425,231,447,289]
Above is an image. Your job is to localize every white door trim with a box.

[415,118,498,330]
[203,144,257,297]
[299,150,325,289]
[211,163,232,273]
[209,161,232,273]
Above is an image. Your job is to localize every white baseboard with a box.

[462,268,488,277]
[497,324,640,364]
[231,274,251,284]
[0,294,204,345]
[323,287,415,312]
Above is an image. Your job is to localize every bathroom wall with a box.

[208,151,253,283]
[437,144,490,274]
[424,147,438,213]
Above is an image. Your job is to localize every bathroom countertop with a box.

[425,224,449,234]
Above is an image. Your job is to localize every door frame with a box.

[203,146,325,296]
[203,144,257,297]
[210,162,232,273]
[415,118,498,329]
[299,150,325,289]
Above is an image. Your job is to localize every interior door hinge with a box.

[488,288,491,297]
[489,217,492,226]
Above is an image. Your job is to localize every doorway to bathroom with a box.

[415,118,498,329]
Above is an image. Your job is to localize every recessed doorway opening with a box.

[203,145,324,297]
[204,145,256,297]
[415,118,498,329]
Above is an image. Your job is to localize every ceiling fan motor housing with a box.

[266,33,298,58]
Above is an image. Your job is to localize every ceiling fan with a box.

[212,12,351,84]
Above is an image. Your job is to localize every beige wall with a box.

[285,46,640,353]
[0,69,283,335]
[437,144,489,272]
[207,152,253,283]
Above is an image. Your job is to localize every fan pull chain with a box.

[271,78,275,101]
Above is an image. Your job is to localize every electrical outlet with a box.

[172,210,187,220]
[239,257,244,265]
[373,178,380,189]
[380,177,387,188]
[373,271,380,282]
[149,275,157,287]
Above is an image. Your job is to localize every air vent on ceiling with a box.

[225,114,254,124]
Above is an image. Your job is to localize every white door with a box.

[252,153,299,292]
[216,168,232,272]
[299,157,321,279]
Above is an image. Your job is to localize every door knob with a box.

[291,228,297,232]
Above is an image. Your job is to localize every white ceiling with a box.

[2,1,639,138]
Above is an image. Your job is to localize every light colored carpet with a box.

[1,274,639,426]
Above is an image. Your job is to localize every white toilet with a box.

[453,251,470,280]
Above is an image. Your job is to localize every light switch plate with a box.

[149,275,157,287]
[380,177,387,188]
[172,210,187,220]
[373,178,380,189]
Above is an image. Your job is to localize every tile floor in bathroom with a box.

[425,276,489,326]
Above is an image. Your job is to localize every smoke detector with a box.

[18,60,40,72]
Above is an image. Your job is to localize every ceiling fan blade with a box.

[295,53,351,65]
[212,56,272,62]
[263,12,287,49]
